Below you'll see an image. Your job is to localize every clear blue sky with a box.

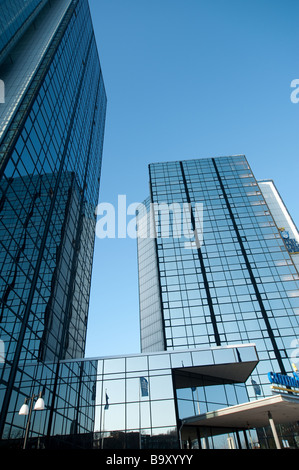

[85,0,299,358]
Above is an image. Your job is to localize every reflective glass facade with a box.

[0,0,106,440]
[0,0,49,64]
[259,180,299,273]
[138,156,299,400]
[0,1,298,451]
[0,344,258,449]
[0,171,89,362]
[137,198,165,352]
[0,0,76,141]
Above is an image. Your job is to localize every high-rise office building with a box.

[0,0,106,439]
[0,2,298,450]
[137,155,299,400]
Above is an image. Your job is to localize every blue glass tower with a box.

[0,0,106,439]
[1,2,298,451]
[137,156,299,400]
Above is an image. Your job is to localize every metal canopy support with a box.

[268,411,281,449]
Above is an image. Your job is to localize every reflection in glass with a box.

[0,0,107,446]
[192,350,214,366]
[148,354,171,370]
[101,404,125,432]
[126,377,149,403]
[103,358,125,374]
[171,352,192,368]
[150,375,173,400]
[102,379,125,404]
[213,347,235,364]
[126,402,139,430]
[126,355,148,372]
[151,400,176,428]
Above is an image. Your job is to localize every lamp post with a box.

[19,392,45,449]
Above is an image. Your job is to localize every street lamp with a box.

[19,392,45,449]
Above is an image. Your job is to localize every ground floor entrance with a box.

[180,394,299,449]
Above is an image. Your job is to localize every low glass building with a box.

[0,344,259,449]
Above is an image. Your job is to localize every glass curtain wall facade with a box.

[1,2,298,451]
[0,0,107,440]
[137,156,299,401]
[0,0,49,64]
[137,198,165,352]
[0,344,258,449]
[258,180,299,273]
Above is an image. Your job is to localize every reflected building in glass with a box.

[1,344,259,449]
[137,156,299,401]
[0,0,50,65]
[0,0,106,440]
[0,0,299,451]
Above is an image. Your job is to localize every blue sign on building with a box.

[285,238,299,253]
[268,371,299,389]
[280,230,299,253]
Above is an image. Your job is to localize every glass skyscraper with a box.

[0,2,298,451]
[0,0,106,440]
[137,155,299,401]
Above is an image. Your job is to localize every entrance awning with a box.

[183,393,299,429]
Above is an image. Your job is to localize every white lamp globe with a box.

[19,403,29,416]
[34,397,45,411]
